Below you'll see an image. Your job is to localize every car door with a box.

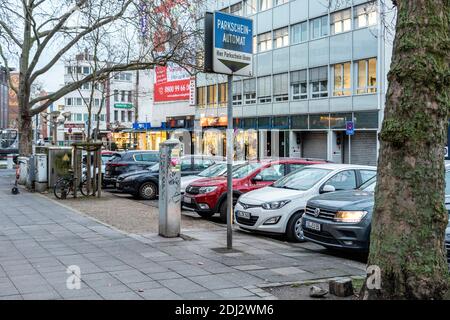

[322,169,358,192]
[357,169,377,187]
[247,164,286,192]
[180,158,195,176]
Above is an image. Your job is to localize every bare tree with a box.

[0,0,203,155]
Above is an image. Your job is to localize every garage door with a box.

[351,131,378,166]
[301,132,327,160]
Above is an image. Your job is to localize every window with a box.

[232,81,243,106]
[66,67,73,74]
[258,76,272,103]
[121,110,125,122]
[245,0,257,15]
[76,114,82,122]
[114,90,119,102]
[273,27,288,48]
[354,2,377,28]
[230,2,243,15]
[218,83,228,106]
[257,32,272,52]
[310,66,328,98]
[66,98,73,106]
[114,110,118,121]
[141,153,159,162]
[76,66,82,74]
[356,58,377,94]
[243,79,256,104]
[291,21,307,44]
[259,0,272,11]
[290,163,305,173]
[94,98,100,107]
[275,0,288,5]
[83,114,88,122]
[197,86,206,107]
[81,83,90,90]
[326,170,357,191]
[207,85,217,106]
[127,91,132,102]
[331,9,351,34]
[310,15,328,39]
[353,111,378,129]
[100,114,105,122]
[273,73,288,102]
[291,70,307,100]
[83,66,90,75]
[76,97,83,105]
[333,62,351,96]
[257,164,285,181]
[360,170,376,185]
[121,90,125,102]
[194,159,214,171]
[128,111,133,122]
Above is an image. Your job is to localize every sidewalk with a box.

[0,170,365,300]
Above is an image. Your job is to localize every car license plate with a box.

[236,211,251,219]
[183,196,192,204]
[305,220,321,231]
[116,182,120,188]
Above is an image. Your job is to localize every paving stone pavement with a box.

[0,170,365,300]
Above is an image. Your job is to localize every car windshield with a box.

[198,163,227,177]
[360,176,377,192]
[231,163,263,179]
[272,167,331,191]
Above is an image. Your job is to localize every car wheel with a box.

[196,211,214,219]
[139,182,157,200]
[286,211,306,242]
[219,197,237,223]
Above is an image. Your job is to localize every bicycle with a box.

[53,170,97,199]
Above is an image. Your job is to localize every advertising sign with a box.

[154,65,191,102]
[212,11,253,76]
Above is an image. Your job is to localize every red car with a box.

[182,158,326,222]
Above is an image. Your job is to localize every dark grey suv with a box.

[303,166,450,256]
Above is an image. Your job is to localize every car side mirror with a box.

[320,185,336,194]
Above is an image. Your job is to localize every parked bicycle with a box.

[53,170,97,199]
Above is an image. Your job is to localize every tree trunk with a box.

[362,0,450,299]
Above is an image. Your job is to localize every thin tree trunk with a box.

[18,104,33,156]
[362,0,450,299]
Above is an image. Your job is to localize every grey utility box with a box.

[158,139,182,238]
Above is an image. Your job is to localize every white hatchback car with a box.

[234,164,377,242]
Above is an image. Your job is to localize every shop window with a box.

[331,9,351,34]
[273,116,289,128]
[232,81,243,106]
[329,113,352,129]
[218,83,228,106]
[258,76,272,104]
[291,115,308,129]
[259,0,272,11]
[207,85,217,106]
[197,86,206,107]
[273,27,289,49]
[353,111,378,129]
[354,2,377,29]
[257,32,272,52]
[333,62,351,96]
[309,114,329,129]
[291,69,307,100]
[310,66,328,98]
[243,78,256,104]
[243,118,257,129]
[291,21,307,44]
[310,15,328,40]
[258,117,271,129]
[273,73,288,102]
[356,58,377,94]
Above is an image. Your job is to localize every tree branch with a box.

[0,20,23,48]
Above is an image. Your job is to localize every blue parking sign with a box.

[346,121,355,135]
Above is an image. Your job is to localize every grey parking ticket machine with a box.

[158,139,182,237]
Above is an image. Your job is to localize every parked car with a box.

[103,150,159,186]
[116,155,222,200]
[303,163,450,256]
[183,158,326,222]
[234,164,377,242]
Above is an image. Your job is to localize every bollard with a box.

[158,139,182,238]
[6,154,14,169]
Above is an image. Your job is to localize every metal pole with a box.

[226,75,233,249]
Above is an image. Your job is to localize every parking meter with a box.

[158,139,182,237]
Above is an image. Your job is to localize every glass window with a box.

[291,21,307,44]
[197,86,206,107]
[243,79,256,104]
[218,83,228,106]
[114,90,119,102]
[329,113,352,129]
[127,91,132,102]
[331,9,351,34]
[128,111,132,122]
[194,159,214,170]
[326,170,357,191]
[121,110,125,122]
[359,170,376,185]
[273,73,288,102]
[232,81,243,106]
[258,76,272,103]
[309,114,329,129]
[291,69,307,100]
[243,118,257,129]
[260,0,272,11]
[257,32,272,52]
[333,62,351,96]
[356,58,377,94]
[76,114,82,121]
[258,117,271,128]
[310,66,328,98]
[272,167,332,191]
[275,0,288,5]
[245,0,257,16]
[257,164,285,181]
[66,98,72,106]
[181,159,193,171]
[310,15,328,40]
[354,2,377,28]
[353,111,378,129]
[207,85,217,106]
[273,116,289,128]
[83,66,90,75]
[141,153,159,162]
[230,2,243,15]
[289,164,305,173]
[114,110,118,121]
[273,27,289,48]
[232,163,263,178]
[291,115,308,129]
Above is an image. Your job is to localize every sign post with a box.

[346,121,355,164]
[204,11,253,249]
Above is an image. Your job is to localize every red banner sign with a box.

[154,79,191,102]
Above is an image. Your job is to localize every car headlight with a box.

[198,186,218,194]
[334,211,368,223]
[262,200,291,210]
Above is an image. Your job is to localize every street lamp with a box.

[41,111,71,146]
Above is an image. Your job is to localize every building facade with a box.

[196,0,393,165]
[0,67,8,129]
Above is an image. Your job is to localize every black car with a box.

[116,155,222,200]
[103,150,159,186]
[303,165,450,256]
